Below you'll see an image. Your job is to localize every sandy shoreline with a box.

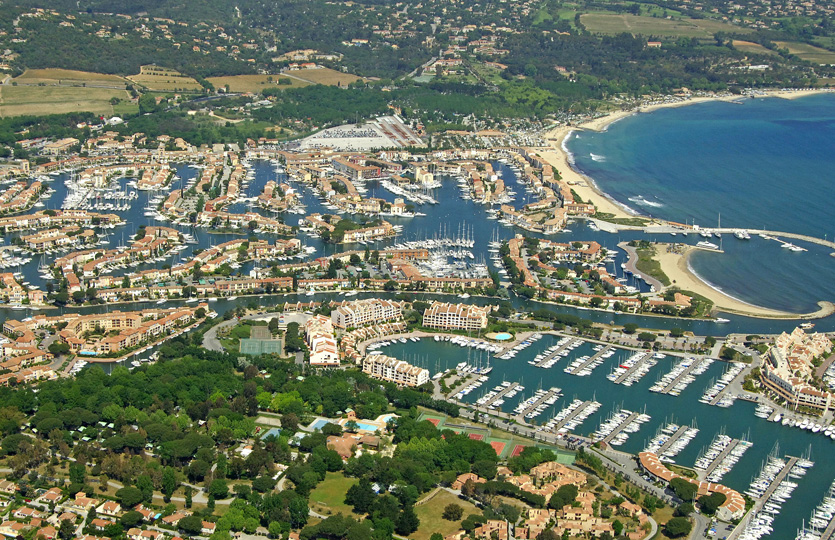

[654,243,835,319]
[534,88,835,319]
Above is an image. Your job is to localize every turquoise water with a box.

[494,333,513,340]
[568,94,835,313]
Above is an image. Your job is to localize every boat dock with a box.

[757,456,799,501]
[566,345,613,375]
[549,400,598,433]
[656,425,691,455]
[614,355,652,385]
[601,411,641,445]
[727,456,801,540]
[533,341,576,368]
[480,381,521,409]
[515,387,562,419]
[703,438,744,478]
[709,380,735,406]
[820,517,835,540]
[660,357,710,394]
[447,373,482,396]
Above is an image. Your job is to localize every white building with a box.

[304,315,339,366]
[422,301,489,331]
[332,299,403,329]
[362,354,429,387]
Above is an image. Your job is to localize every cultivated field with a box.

[127,65,203,92]
[732,40,778,56]
[13,68,127,87]
[0,85,134,118]
[581,13,751,38]
[287,67,362,86]
[206,74,310,93]
[775,41,835,65]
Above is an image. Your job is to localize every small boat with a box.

[715,318,730,324]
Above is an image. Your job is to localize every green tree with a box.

[664,517,692,538]
[395,505,420,535]
[442,503,463,521]
[162,467,178,501]
[209,478,229,499]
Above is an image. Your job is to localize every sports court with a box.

[418,412,573,463]
[240,338,284,355]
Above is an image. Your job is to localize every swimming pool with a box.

[494,333,513,341]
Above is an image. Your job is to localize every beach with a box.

[654,243,835,319]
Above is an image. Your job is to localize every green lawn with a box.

[413,489,480,540]
[309,472,359,517]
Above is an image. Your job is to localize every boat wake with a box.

[627,195,663,208]
[590,153,606,162]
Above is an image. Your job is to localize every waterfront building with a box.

[331,298,403,328]
[304,315,339,367]
[638,451,745,521]
[422,301,489,331]
[361,354,429,387]
[760,327,834,411]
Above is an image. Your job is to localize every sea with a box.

[568,93,835,315]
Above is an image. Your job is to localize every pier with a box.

[515,387,562,419]
[728,456,800,540]
[656,425,691,456]
[702,438,743,478]
[601,411,640,445]
[550,400,597,433]
[479,381,521,410]
[659,357,709,394]
[447,373,483,397]
[566,345,613,375]
[820,518,835,540]
[614,354,652,385]
[533,339,578,368]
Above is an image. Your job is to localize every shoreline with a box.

[538,88,835,222]
[654,243,835,320]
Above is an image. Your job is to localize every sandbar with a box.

[654,243,835,319]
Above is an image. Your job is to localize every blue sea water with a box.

[568,94,835,312]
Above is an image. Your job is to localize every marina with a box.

[513,386,563,420]
[563,344,615,376]
[594,408,651,447]
[736,455,809,540]
[650,356,715,395]
[700,362,748,406]
[544,399,602,436]
[609,351,658,386]
[643,423,700,462]
[529,337,584,368]
[695,433,754,483]
[475,381,524,410]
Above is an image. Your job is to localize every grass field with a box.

[128,65,203,92]
[413,489,479,540]
[288,67,362,86]
[14,68,127,86]
[206,74,310,93]
[732,40,778,56]
[0,85,135,117]
[775,41,835,64]
[309,472,358,517]
[581,13,751,38]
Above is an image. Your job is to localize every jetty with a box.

[601,411,641,445]
[549,400,598,433]
[758,456,799,501]
[448,373,483,397]
[533,339,578,368]
[820,518,835,540]
[515,387,562,419]
[656,425,691,455]
[703,438,744,478]
[613,354,653,385]
[566,345,613,375]
[659,357,710,394]
[480,381,521,409]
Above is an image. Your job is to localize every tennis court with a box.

[240,338,284,355]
